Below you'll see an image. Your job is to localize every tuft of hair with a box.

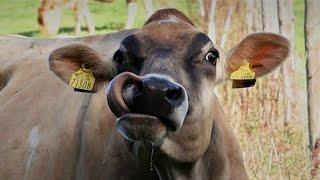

[144,8,195,27]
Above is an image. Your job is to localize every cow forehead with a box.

[137,22,197,43]
[121,22,213,59]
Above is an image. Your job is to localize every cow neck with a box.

[152,157,202,180]
[151,118,229,180]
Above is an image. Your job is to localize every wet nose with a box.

[130,76,185,107]
[123,74,187,131]
[107,72,188,131]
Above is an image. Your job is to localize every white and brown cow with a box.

[38,0,154,36]
[0,9,289,179]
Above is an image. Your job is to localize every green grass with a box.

[0,0,200,37]
[0,0,142,36]
[293,0,305,58]
[0,0,39,36]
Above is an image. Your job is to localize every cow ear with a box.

[49,43,116,88]
[222,33,289,79]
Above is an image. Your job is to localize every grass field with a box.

[0,0,141,36]
[0,0,192,36]
[0,0,305,57]
[293,0,305,57]
[0,0,310,179]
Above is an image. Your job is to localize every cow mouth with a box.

[107,72,169,144]
[116,113,167,145]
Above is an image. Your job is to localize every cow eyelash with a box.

[204,50,219,66]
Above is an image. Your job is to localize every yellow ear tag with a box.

[69,67,95,92]
[230,61,255,80]
[230,60,256,88]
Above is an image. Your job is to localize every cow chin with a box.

[116,113,167,146]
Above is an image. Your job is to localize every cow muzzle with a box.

[107,72,188,144]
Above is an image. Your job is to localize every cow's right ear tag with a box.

[69,66,95,92]
[230,60,256,88]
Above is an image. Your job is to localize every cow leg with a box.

[74,7,84,36]
[125,0,138,29]
[143,0,153,17]
[38,7,63,36]
[38,8,48,36]
[82,6,95,34]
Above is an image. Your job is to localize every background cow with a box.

[38,0,154,36]
[0,9,288,179]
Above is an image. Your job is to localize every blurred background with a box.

[1,0,319,179]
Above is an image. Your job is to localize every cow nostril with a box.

[165,87,183,105]
[166,88,181,100]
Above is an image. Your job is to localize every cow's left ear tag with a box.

[230,60,256,88]
[69,65,95,92]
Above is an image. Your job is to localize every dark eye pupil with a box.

[113,49,125,65]
[205,51,219,65]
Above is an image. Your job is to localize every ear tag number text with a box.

[69,68,95,91]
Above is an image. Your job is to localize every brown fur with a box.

[37,8,45,25]
[144,8,195,27]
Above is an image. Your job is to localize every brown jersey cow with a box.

[0,9,289,180]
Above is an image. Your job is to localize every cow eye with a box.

[113,49,125,65]
[204,51,219,66]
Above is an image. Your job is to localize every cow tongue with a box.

[107,75,131,117]
[116,113,167,145]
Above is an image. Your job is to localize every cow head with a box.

[49,8,289,173]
